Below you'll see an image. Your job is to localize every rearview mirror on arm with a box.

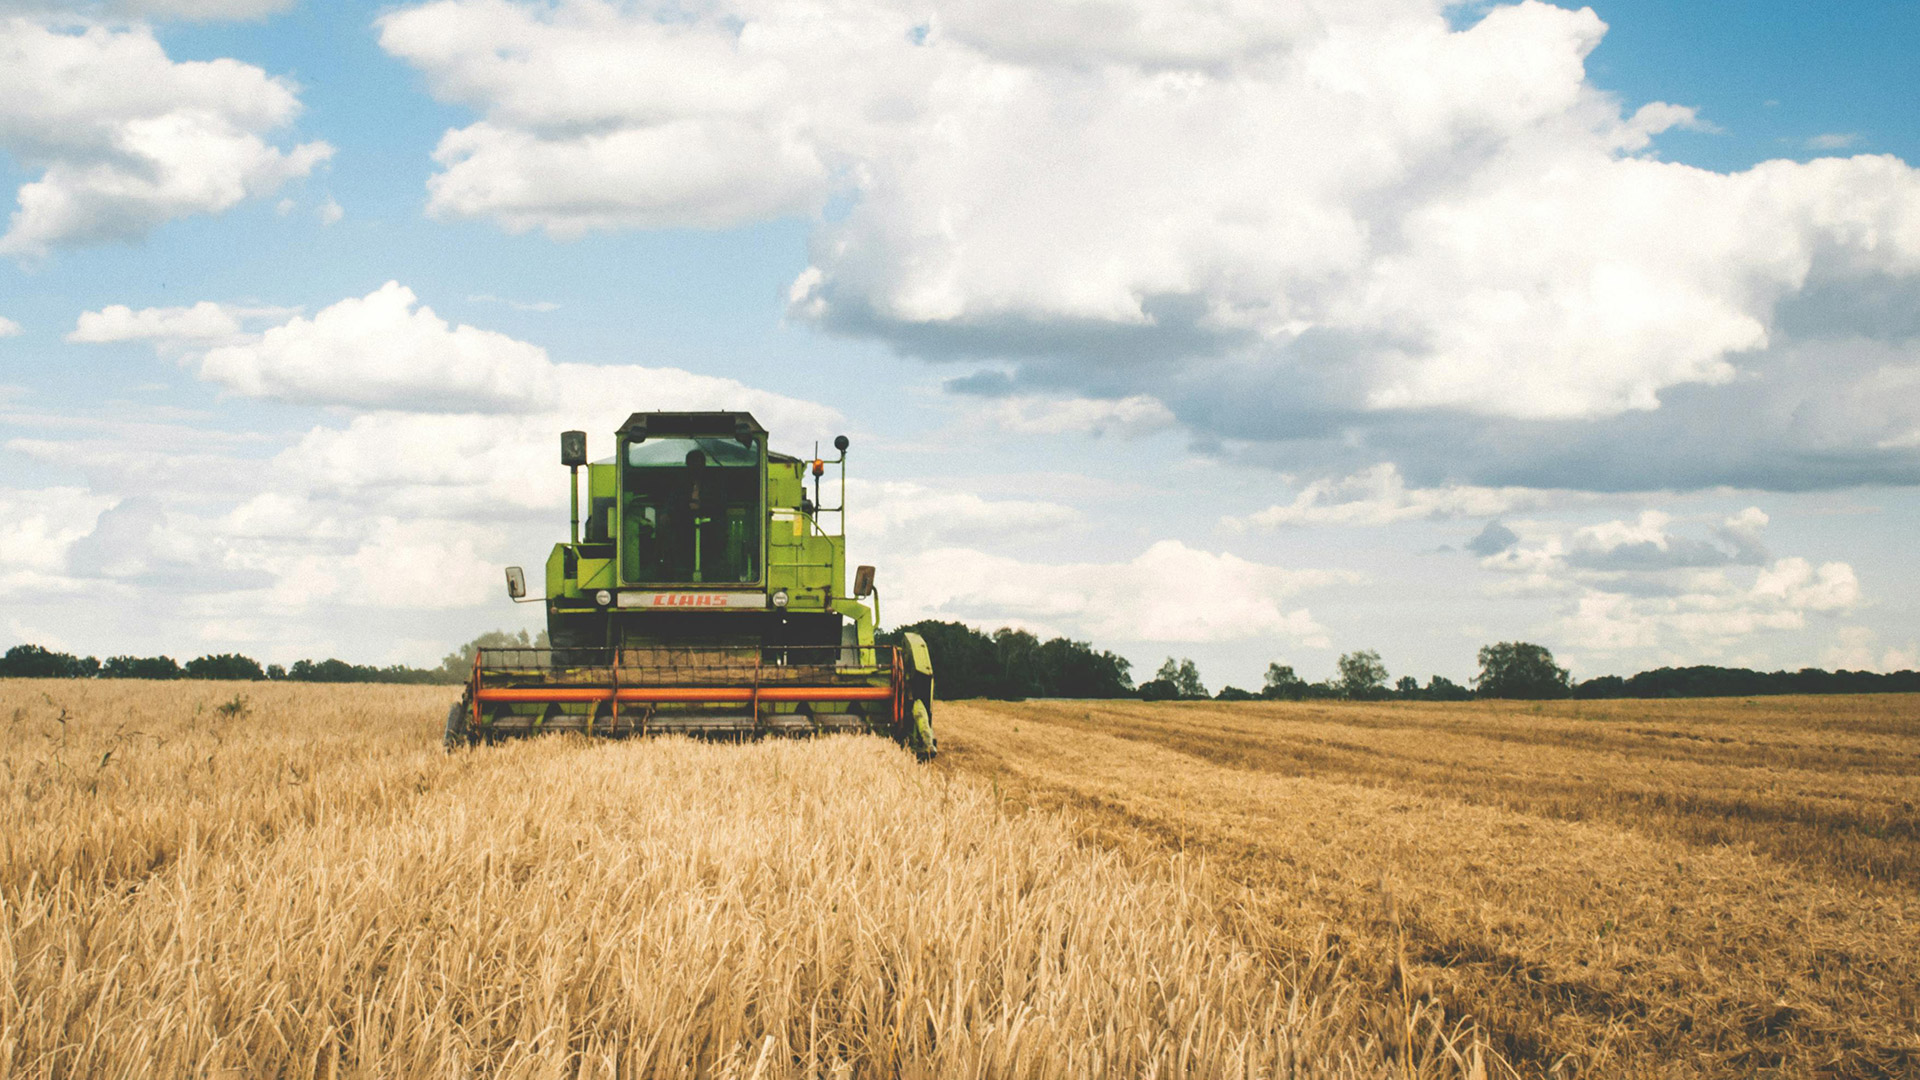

[505,566,526,600]
[853,565,875,598]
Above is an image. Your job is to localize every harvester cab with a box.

[447,411,936,759]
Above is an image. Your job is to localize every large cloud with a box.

[199,282,557,411]
[379,0,1920,491]
[84,282,841,430]
[0,16,329,256]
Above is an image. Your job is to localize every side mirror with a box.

[561,430,587,468]
[853,565,875,598]
[505,566,526,600]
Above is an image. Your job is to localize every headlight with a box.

[595,589,613,606]
[771,588,789,609]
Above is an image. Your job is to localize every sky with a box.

[2,0,1918,691]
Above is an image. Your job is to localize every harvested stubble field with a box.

[936,696,1920,1079]
[2,679,1486,1080]
[3,684,1915,1079]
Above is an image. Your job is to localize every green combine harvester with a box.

[445,411,936,758]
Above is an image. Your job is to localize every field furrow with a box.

[937,698,1920,1079]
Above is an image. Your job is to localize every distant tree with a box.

[1175,659,1207,699]
[1261,662,1308,700]
[881,620,1131,699]
[280,658,445,684]
[1137,678,1180,701]
[1394,675,1420,698]
[101,655,182,680]
[288,659,354,682]
[1214,685,1256,701]
[1572,674,1625,699]
[992,629,1044,698]
[184,653,266,680]
[1152,657,1207,700]
[1476,641,1572,699]
[1140,657,1206,701]
[1336,649,1388,700]
[265,663,287,681]
[1032,635,1133,697]
[1425,675,1474,701]
[0,644,100,678]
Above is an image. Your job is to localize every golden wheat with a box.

[1,680,1494,1079]
[938,697,1920,1079]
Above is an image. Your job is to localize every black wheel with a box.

[444,689,474,751]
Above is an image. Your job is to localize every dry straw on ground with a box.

[1,680,1492,1079]
[939,696,1920,1078]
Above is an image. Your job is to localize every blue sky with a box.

[3,0,1918,689]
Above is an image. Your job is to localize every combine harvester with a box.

[446,411,936,759]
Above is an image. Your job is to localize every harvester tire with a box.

[444,690,473,751]
[908,697,937,762]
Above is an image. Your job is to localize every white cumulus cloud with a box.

[379,0,1920,491]
[78,282,842,435]
[68,300,290,348]
[199,282,557,411]
[0,16,330,257]
[0,315,20,337]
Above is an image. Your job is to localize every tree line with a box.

[882,627,1919,703]
[880,627,1669,703]
[5,625,1916,701]
[1572,665,1920,698]
[0,630,546,685]
[1145,641,1920,702]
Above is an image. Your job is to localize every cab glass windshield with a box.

[620,436,761,584]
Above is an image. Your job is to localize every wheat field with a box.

[1,680,1492,1079]
[936,697,1920,1078]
